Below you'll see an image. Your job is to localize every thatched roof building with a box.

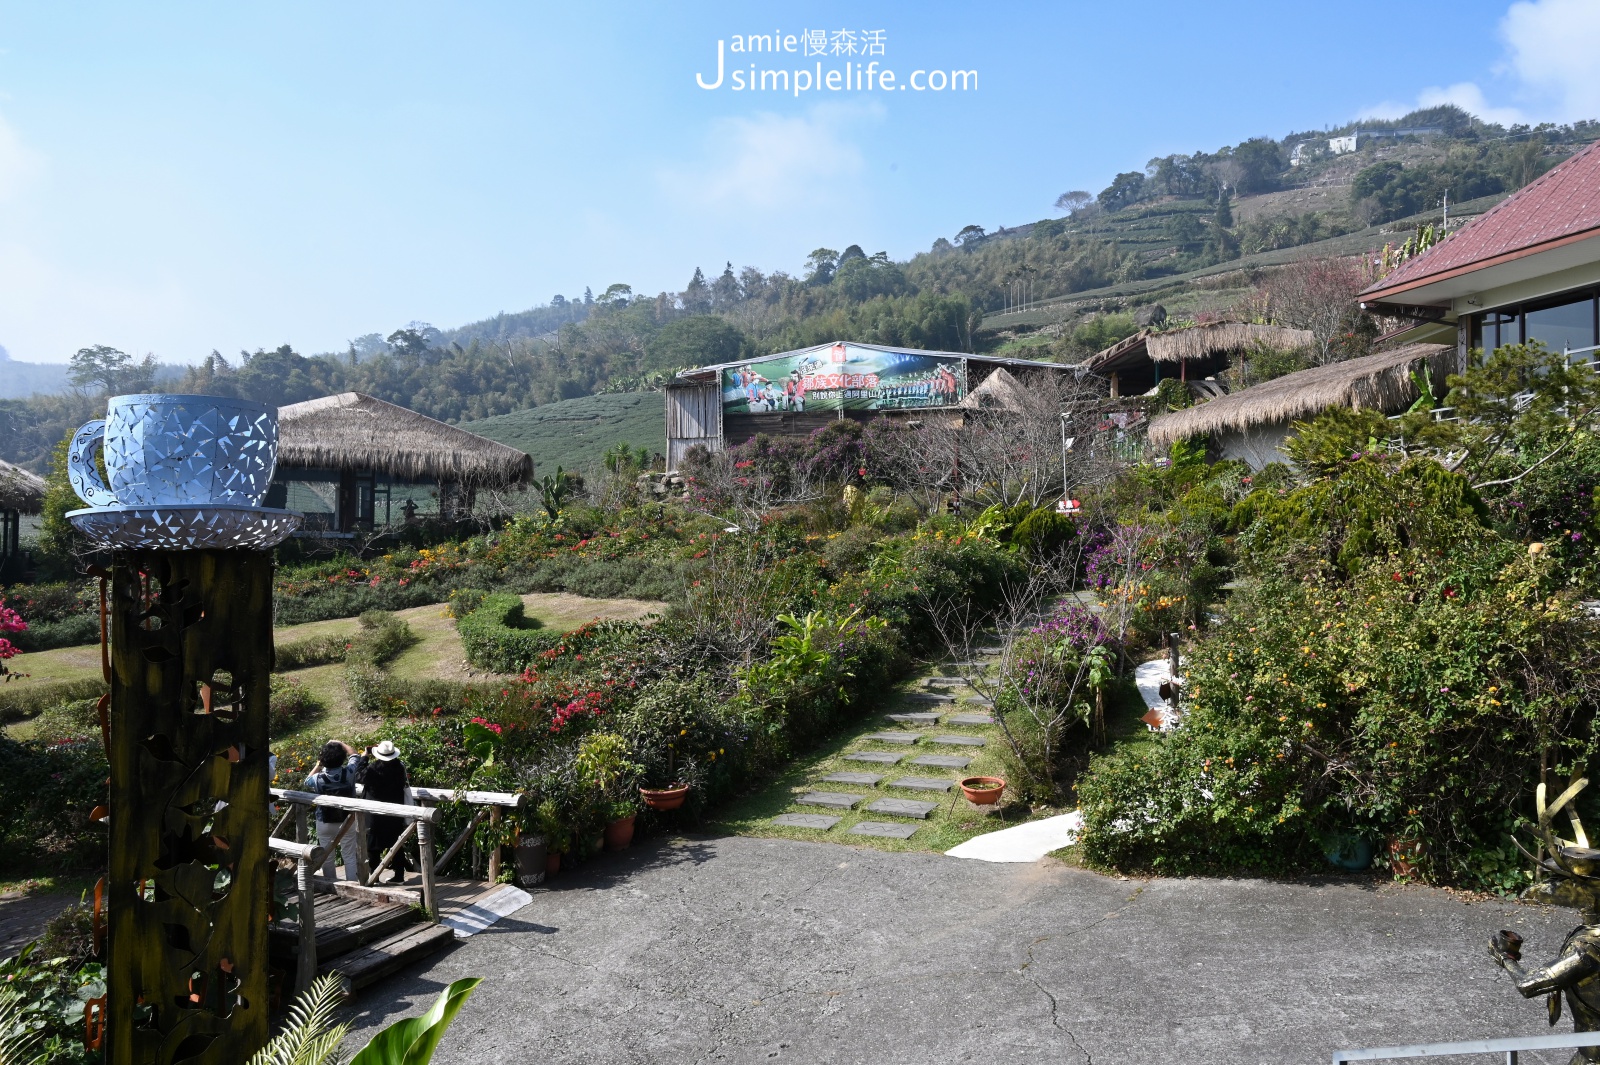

[1145,343,1453,467]
[0,459,46,515]
[0,458,45,575]
[1081,320,1316,397]
[958,367,1030,412]
[277,393,532,486]
[274,393,532,532]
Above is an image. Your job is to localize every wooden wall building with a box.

[665,342,1079,471]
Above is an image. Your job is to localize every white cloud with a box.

[1364,82,1526,127]
[657,101,882,212]
[1362,0,1600,126]
[1499,0,1600,122]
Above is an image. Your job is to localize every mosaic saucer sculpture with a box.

[68,504,302,550]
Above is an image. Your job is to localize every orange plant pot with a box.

[640,784,690,811]
[604,815,636,851]
[960,776,1006,805]
[1387,836,1424,878]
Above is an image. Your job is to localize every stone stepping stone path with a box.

[823,771,882,786]
[889,776,954,793]
[862,732,921,745]
[797,792,863,810]
[845,751,904,765]
[765,648,1007,841]
[773,813,841,830]
[912,754,973,769]
[849,821,918,839]
[865,797,938,819]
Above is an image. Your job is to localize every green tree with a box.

[35,434,85,576]
[68,345,154,396]
[1097,171,1146,212]
[803,248,839,284]
[645,316,747,371]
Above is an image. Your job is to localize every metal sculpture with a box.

[66,394,299,551]
[1489,777,1600,1063]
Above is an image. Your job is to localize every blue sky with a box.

[0,0,1595,364]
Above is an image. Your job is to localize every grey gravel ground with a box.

[342,834,1574,1065]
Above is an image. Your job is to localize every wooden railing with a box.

[268,786,523,992]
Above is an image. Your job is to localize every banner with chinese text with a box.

[720,343,967,414]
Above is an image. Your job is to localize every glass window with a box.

[1480,311,1518,354]
[1524,296,1596,360]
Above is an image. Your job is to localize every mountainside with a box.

[459,391,665,476]
[0,360,71,399]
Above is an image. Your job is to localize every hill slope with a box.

[459,392,665,476]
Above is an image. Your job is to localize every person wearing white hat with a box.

[363,739,411,883]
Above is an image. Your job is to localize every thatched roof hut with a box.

[277,393,532,487]
[0,458,46,514]
[958,367,1030,412]
[1080,320,1317,398]
[1146,343,1454,454]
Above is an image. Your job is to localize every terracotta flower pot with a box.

[604,815,636,851]
[1388,836,1424,878]
[545,851,561,877]
[960,776,1006,805]
[640,783,690,811]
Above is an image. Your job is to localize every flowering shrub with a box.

[0,598,25,675]
[1079,436,1600,890]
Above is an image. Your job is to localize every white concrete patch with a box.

[1134,658,1182,731]
[1134,658,1172,710]
[442,884,533,939]
[944,811,1084,863]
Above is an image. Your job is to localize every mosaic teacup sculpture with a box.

[66,394,301,550]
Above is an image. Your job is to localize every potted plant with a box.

[576,732,642,852]
[530,799,568,877]
[960,776,1006,805]
[603,800,638,850]
[513,826,547,888]
[1388,811,1426,879]
[640,782,690,811]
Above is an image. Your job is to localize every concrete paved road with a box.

[342,834,1572,1065]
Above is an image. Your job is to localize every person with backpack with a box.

[304,740,365,881]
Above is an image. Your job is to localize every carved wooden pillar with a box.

[106,550,272,1065]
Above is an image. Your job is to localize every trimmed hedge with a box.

[457,594,563,673]
[0,678,108,723]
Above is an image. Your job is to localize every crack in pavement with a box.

[1013,885,1144,1063]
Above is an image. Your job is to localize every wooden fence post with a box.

[486,806,502,882]
[417,819,438,920]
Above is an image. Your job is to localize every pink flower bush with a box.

[0,598,27,667]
